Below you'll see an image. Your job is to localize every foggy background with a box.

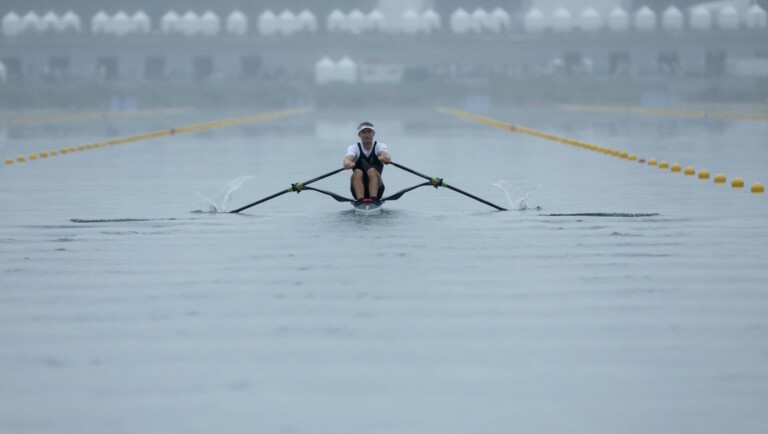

[2,0,767,110]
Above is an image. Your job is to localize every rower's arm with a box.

[343,154,356,169]
[379,150,391,164]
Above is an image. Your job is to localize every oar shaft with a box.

[390,162,432,181]
[229,168,345,213]
[230,190,289,213]
[444,185,507,211]
[392,161,507,211]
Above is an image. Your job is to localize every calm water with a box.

[1,107,767,433]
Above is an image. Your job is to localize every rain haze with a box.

[1,0,768,433]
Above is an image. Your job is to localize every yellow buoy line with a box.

[437,106,764,195]
[3,107,311,168]
[557,104,768,123]
[0,107,191,127]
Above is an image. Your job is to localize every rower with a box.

[343,122,392,204]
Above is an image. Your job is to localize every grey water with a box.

[1,107,767,434]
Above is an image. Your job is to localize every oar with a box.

[381,181,431,202]
[390,162,507,211]
[302,186,353,202]
[229,168,345,213]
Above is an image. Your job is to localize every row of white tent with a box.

[315,57,358,84]
[3,5,767,37]
[518,4,767,33]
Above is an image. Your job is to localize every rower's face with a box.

[358,128,374,146]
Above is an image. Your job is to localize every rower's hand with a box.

[380,154,392,164]
[343,160,355,170]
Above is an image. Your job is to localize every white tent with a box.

[2,11,24,36]
[607,6,630,32]
[22,11,44,33]
[41,11,62,33]
[276,10,297,35]
[337,56,357,83]
[160,10,181,34]
[113,11,131,36]
[61,11,81,33]
[368,9,385,32]
[689,6,712,30]
[297,10,317,32]
[132,11,151,34]
[552,8,573,33]
[315,57,336,84]
[716,4,739,30]
[327,9,346,32]
[745,4,767,29]
[489,8,511,33]
[580,8,602,32]
[402,9,421,35]
[347,9,366,34]
[200,11,220,36]
[423,8,441,31]
[258,10,278,36]
[523,8,546,33]
[661,6,684,31]
[180,11,200,36]
[450,8,473,34]
[226,10,248,35]
[634,6,656,31]
[471,8,490,32]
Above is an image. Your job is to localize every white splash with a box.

[492,180,543,211]
[196,176,256,213]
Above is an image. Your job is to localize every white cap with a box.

[358,124,375,133]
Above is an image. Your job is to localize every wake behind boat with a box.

[228,162,507,214]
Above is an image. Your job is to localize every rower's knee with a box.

[366,168,379,178]
[352,169,363,180]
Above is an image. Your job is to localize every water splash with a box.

[195,176,256,213]
[492,180,543,211]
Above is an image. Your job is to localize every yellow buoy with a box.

[4,158,13,165]
[714,173,727,184]
[85,144,93,150]
[60,148,69,154]
[683,166,695,176]
[628,154,637,161]
[50,150,58,156]
[670,163,681,172]
[731,177,744,188]
[39,151,48,158]
[69,147,76,152]
[17,155,26,163]
[619,151,628,159]
[77,146,85,151]
[698,169,710,179]
[659,161,669,169]
[648,158,658,166]
[751,182,765,194]
[611,149,620,157]
[28,154,37,160]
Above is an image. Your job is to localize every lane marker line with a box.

[437,106,764,195]
[0,108,190,126]
[557,104,768,123]
[2,107,311,168]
